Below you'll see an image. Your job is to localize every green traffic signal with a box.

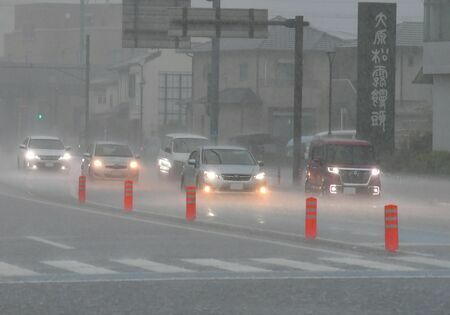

[37,113,44,120]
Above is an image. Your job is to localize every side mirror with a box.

[135,155,141,160]
[83,153,91,158]
[187,159,196,166]
[19,144,26,149]
[258,161,264,167]
[164,147,171,154]
[65,146,72,151]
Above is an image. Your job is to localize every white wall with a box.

[423,42,450,75]
[142,50,192,138]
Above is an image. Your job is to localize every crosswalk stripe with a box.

[113,259,193,273]
[42,260,117,275]
[0,262,38,277]
[321,257,417,271]
[183,259,270,272]
[394,256,450,269]
[252,258,341,272]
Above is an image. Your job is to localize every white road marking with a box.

[321,257,417,272]
[394,256,450,269]
[25,236,74,250]
[183,259,270,273]
[0,262,38,277]
[114,259,193,273]
[252,258,341,272]
[42,260,117,275]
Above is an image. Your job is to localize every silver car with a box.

[181,146,268,194]
[18,136,72,172]
[81,142,140,182]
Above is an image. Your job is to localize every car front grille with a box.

[106,165,127,170]
[37,155,60,161]
[221,174,252,182]
[340,169,371,184]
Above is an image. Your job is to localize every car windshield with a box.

[202,149,256,165]
[173,138,208,153]
[326,144,375,165]
[95,144,133,157]
[28,139,64,150]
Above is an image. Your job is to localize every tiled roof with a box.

[340,22,423,48]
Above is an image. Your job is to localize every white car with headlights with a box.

[18,136,72,172]
[181,146,268,194]
[81,142,140,182]
[158,133,208,178]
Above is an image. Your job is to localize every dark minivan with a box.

[305,138,381,196]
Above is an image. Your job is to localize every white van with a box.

[157,133,209,178]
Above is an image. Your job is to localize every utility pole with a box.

[210,0,221,144]
[84,35,90,146]
[80,0,86,64]
[327,50,336,136]
[139,64,145,150]
[292,16,304,185]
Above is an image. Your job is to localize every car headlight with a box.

[129,160,139,169]
[254,172,266,180]
[371,168,381,176]
[59,152,72,161]
[158,158,172,169]
[327,167,339,175]
[204,171,219,181]
[93,159,103,168]
[25,150,38,160]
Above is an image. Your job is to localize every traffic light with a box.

[37,113,44,121]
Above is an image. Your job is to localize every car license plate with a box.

[230,183,244,191]
[344,187,356,195]
[45,162,54,167]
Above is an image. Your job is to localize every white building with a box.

[92,49,192,152]
[423,0,450,151]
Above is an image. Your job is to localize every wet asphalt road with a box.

[0,159,449,314]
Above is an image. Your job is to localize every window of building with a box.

[275,62,295,85]
[128,74,136,98]
[239,63,249,81]
[110,95,113,109]
[408,55,414,67]
[159,72,192,127]
[203,64,210,80]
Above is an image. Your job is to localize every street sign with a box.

[356,3,396,153]
[122,0,191,49]
[168,8,268,38]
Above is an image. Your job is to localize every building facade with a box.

[188,22,345,144]
[336,22,432,146]
[91,50,193,153]
[423,0,450,151]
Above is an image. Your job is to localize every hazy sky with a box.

[0,0,424,56]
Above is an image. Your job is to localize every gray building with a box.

[188,19,345,143]
[335,22,432,145]
[423,0,450,151]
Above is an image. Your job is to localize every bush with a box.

[382,132,450,176]
[383,150,450,176]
